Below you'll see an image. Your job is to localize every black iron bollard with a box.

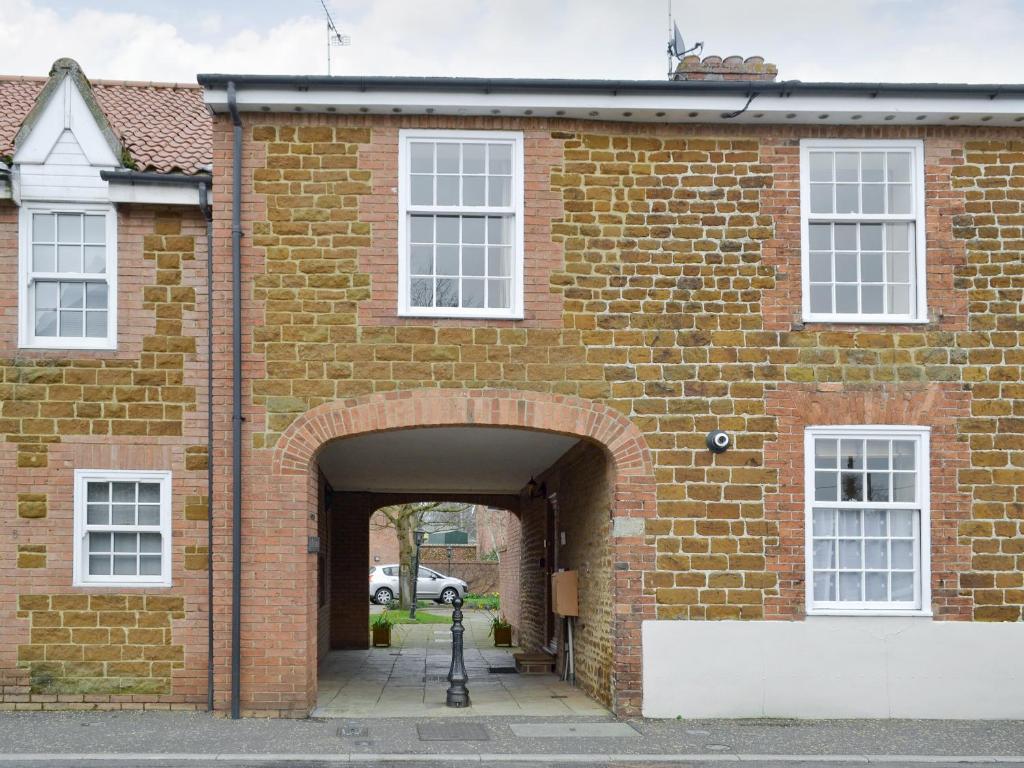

[446,597,470,707]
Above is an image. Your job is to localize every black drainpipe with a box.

[227,81,243,720]
[197,181,214,713]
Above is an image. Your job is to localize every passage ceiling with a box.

[317,426,579,494]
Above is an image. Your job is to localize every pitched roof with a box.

[0,74,211,175]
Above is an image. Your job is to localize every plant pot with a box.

[372,625,392,647]
[493,625,512,647]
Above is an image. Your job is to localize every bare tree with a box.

[372,501,474,609]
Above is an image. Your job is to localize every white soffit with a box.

[105,179,204,206]
[317,426,580,494]
[204,86,1024,127]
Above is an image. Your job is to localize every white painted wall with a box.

[643,618,1024,719]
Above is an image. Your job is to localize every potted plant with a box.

[489,615,513,647]
[371,606,395,647]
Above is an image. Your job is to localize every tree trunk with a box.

[394,514,416,610]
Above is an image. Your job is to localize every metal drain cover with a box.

[337,725,368,737]
[487,666,517,674]
[417,722,490,741]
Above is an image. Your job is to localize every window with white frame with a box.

[19,204,117,349]
[800,140,926,323]
[805,426,930,614]
[73,470,172,587]
[398,130,523,318]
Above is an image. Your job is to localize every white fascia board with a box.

[106,180,203,206]
[204,86,1024,126]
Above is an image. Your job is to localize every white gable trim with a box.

[13,75,119,168]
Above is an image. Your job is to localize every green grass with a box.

[462,594,499,611]
[369,611,451,626]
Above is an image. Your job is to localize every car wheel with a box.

[373,588,394,606]
[439,587,459,605]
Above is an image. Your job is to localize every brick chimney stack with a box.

[673,55,778,82]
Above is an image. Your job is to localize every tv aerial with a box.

[666,1,703,77]
[321,0,351,75]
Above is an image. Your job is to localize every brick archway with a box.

[273,388,657,716]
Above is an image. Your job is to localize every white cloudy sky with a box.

[1,0,1021,84]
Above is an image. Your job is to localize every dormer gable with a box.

[12,59,121,203]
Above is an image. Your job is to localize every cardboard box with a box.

[551,570,579,617]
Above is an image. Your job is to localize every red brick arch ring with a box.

[272,387,657,716]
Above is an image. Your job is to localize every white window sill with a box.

[800,315,929,325]
[20,341,117,352]
[73,580,172,589]
[807,609,933,618]
[397,309,524,321]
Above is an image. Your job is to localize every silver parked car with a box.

[369,564,468,606]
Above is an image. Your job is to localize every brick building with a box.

[1,55,1023,719]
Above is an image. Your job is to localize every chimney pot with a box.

[673,54,778,82]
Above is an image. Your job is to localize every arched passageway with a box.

[254,389,656,716]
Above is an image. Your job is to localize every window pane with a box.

[813,508,835,535]
[836,285,858,313]
[887,285,910,315]
[61,282,83,308]
[59,310,84,337]
[815,439,838,468]
[814,571,836,601]
[112,504,135,525]
[85,311,107,338]
[891,540,914,569]
[862,152,884,182]
[841,472,863,501]
[140,532,161,553]
[834,224,857,250]
[865,441,889,470]
[862,184,885,214]
[839,539,861,568]
[85,283,107,309]
[35,310,57,337]
[835,152,858,182]
[435,278,458,308]
[488,143,512,174]
[892,472,916,502]
[33,212,55,242]
[436,216,459,243]
[866,472,889,501]
[865,572,888,601]
[487,247,512,277]
[462,216,485,244]
[83,215,105,244]
[58,245,81,272]
[835,184,858,214]
[487,279,510,309]
[435,245,458,275]
[137,504,161,526]
[487,216,512,244]
[861,253,883,282]
[462,176,486,206]
[114,532,137,553]
[838,509,860,535]
[892,440,915,470]
[860,224,882,251]
[436,143,459,173]
[838,572,862,601]
[861,285,883,314]
[112,482,136,502]
[139,555,162,575]
[864,509,887,536]
[33,245,55,272]
[410,175,433,205]
[814,183,837,214]
[809,152,832,181]
[488,176,511,207]
[809,252,831,282]
[889,184,912,214]
[89,555,111,575]
[462,246,484,276]
[410,246,433,275]
[409,215,433,243]
[815,471,837,501]
[813,540,836,568]
[890,510,914,537]
[462,278,484,308]
[410,278,432,307]
[887,152,911,182]
[840,440,863,469]
[891,572,914,601]
[809,285,832,313]
[87,482,109,502]
[409,142,433,173]
[58,213,81,242]
[113,555,137,576]
[835,252,857,283]
[865,540,887,568]
[88,532,111,553]
[462,143,485,174]
[886,222,910,250]
[87,503,109,525]
[809,223,831,250]
[436,175,459,206]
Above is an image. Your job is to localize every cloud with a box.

[0,0,1021,84]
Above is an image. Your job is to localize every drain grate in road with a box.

[416,722,490,742]
[337,725,368,737]
[487,666,517,674]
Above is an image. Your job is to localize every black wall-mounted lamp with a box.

[526,477,547,499]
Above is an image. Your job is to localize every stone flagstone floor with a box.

[313,608,608,718]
